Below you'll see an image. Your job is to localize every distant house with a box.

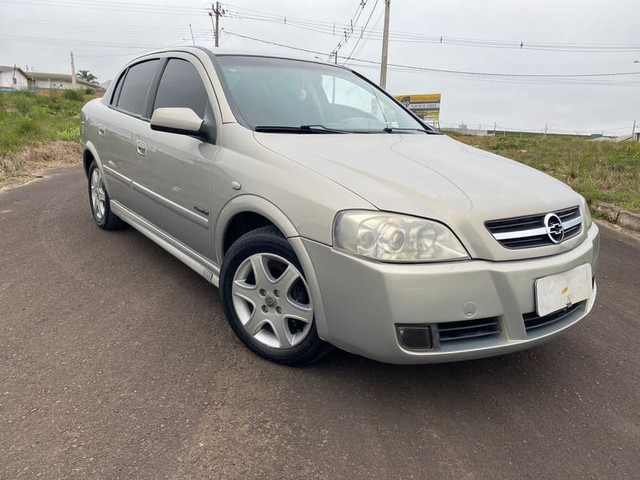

[26,71,101,91]
[0,65,29,90]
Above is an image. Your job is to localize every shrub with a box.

[15,117,40,136]
[57,126,80,142]
[13,93,36,116]
[62,89,85,101]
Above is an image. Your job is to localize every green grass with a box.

[0,90,89,156]
[450,134,640,212]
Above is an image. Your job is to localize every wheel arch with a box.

[83,142,114,197]
[215,195,330,341]
[215,195,299,263]
[82,141,101,176]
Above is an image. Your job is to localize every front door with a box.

[134,56,219,261]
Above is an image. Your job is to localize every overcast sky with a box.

[1,0,640,135]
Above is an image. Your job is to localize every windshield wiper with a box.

[382,127,430,134]
[255,125,347,134]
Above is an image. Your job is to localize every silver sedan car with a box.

[81,47,599,365]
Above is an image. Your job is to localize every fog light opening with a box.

[396,325,434,351]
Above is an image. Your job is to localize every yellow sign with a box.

[396,93,441,121]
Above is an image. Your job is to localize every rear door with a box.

[99,59,160,207]
[135,55,220,260]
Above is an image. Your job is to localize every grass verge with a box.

[0,90,89,189]
[451,134,640,212]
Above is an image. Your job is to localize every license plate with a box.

[535,264,592,317]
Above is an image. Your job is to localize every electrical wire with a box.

[329,0,369,61]
[222,31,640,87]
[220,4,640,53]
[224,32,640,79]
[5,0,640,52]
[342,0,380,64]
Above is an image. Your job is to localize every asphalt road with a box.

[1,165,639,480]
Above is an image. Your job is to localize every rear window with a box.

[115,59,159,117]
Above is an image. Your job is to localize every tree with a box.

[76,69,97,84]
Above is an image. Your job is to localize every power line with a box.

[1,17,212,36]
[2,0,209,15]
[222,31,640,87]
[6,1,640,53]
[6,0,640,53]
[329,1,369,62]
[343,0,380,64]
[224,32,640,79]
[220,5,640,53]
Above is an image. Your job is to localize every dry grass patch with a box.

[0,141,82,190]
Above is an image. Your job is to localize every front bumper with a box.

[303,224,600,364]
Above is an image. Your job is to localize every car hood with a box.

[254,132,579,223]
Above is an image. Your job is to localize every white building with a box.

[27,71,98,90]
[0,65,29,90]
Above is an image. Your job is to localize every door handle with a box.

[136,140,147,156]
[97,124,106,136]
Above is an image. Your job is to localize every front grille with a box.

[486,206,582,249]
[436,317,501,342]
[523,302,584,331]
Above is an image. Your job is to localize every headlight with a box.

[333,211,469,262]
[583,200,593,230]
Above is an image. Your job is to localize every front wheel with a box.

[220,226,329,365]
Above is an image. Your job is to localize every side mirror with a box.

[150,107,204,136]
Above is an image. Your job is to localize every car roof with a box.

[129,46,340,70]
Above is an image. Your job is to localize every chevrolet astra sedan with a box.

[80,47,599,365]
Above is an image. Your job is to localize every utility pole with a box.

[544,123,548,138]
[189,23,196,46]
[70,51,77,89]
[379,0,391,89]
[632,120,637,141]
[208,12,216,46]
[212,2,223,48]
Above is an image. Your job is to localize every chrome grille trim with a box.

[493,216,582,241]
[486,206,582,249]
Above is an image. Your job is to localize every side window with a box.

[110,71,125,106]
[115,59,159,117]
[153,59,209,118]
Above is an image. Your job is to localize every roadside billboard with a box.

[395,94,441,122]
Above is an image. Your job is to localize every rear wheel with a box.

[220,226,329,365]
[88,161,124,230]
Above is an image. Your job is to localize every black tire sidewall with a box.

[220,228,324,365]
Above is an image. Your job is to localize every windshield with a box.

[216,55,429,133]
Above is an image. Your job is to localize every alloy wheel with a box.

[90,168,106,221]
[231,253,313,349]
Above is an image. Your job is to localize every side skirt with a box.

[111,200,220,287]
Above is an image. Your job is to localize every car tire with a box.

[220,226,330,365]
[88,161,124,230]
